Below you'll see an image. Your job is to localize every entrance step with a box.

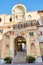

[12,52,26,64]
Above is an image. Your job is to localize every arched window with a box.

[0,18,1,22]
[37,21,40,25]
[9,17,12,22]
[31,43,36,57]
[28,15,31,18]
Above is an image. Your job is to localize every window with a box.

[29,32,34,36]
[9,17,12,22]
[37,21,40,25]
[8,26,11,28]
[21,24,23,28]
[31,22,33,26]
[0,18,1,22]
[18,25,20,29]
[13,25,16,29]
[16,15,18,19]
[24,23,26,28]
[28,15,31,18]
[40,31,42,35]
[26,23,28,27]
[6,45,9,48]
[0,29,3,33]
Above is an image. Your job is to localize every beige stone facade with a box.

[0,4,43,62]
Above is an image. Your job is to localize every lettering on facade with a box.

[13,21,39,30]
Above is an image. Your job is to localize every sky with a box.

[0,0,43,14]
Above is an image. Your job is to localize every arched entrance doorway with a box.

[14,36,26,56]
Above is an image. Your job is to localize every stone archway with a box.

[14,36,26,56]
[13,36,27,63]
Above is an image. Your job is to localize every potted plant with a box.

[26,55,36,63]
[4,57,12,64]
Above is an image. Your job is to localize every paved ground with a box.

[0,63,43,65]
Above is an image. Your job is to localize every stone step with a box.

[12,52,26,63]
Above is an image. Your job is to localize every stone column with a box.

[1,36,6,58]
[35,40,41,56]
[35,40,42,62]
[26,33,31,56]
[10,31,14,58]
